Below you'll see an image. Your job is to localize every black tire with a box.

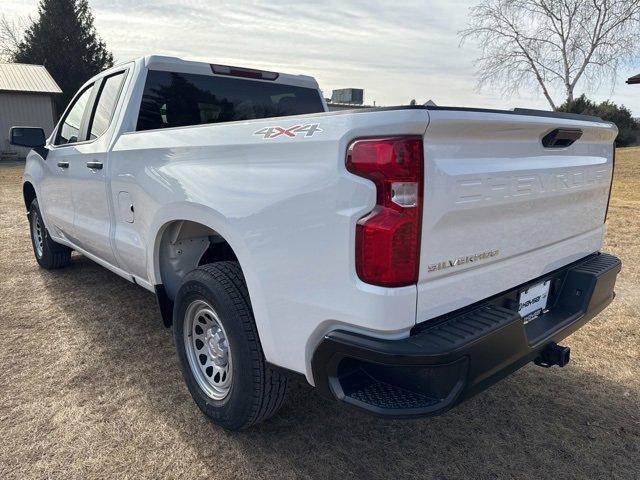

[29,198,72,269]
[173,261,288,430]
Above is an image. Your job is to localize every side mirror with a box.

[10,127,46,148]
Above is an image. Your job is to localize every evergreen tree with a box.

[13,0,114,113]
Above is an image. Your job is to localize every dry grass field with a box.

[0,150,638,480]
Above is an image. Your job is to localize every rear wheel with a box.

[173,261,288,430]
[29,199,71,269]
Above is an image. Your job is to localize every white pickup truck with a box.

[12,55,621,430]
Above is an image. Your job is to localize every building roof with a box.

[627,73,640,85]
[0,63,62,94]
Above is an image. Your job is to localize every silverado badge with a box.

[428,249,500,272]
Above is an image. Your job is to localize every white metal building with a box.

[0,63,61,159]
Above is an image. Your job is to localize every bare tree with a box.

[460,0,640,110]
[0,14,26,62]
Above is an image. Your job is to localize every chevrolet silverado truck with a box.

[11,55,621,430]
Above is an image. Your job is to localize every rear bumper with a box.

[311,252,621,417]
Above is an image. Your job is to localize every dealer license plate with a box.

[518,280,550,323]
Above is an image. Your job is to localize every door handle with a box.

[57,161,69,169]
[86,161,103,170]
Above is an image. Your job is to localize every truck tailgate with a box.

[417,108,617,324]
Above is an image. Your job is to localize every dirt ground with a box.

[0,150,638,480]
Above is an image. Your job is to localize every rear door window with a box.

[136,70,324,131]
[88,71,126,140]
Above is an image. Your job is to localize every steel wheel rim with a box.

[31,210,44,258]
[183,299,232,400]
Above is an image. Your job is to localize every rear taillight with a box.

[605,144,615,222]
[346,136,424,287]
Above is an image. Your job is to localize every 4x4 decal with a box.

[253,123,322,139]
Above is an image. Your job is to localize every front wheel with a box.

[173,261,288,430]
[29,198,71,269]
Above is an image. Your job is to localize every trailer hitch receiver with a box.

[535,343,571,368]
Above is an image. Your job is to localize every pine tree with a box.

[13,0,114,113]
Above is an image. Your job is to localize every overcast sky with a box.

[5,0,640,114]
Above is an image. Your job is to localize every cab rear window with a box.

[136,70,324,131]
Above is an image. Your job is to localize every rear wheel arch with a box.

[150,216,273,368]
[153,219,242,325]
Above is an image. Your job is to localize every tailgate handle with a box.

[542,128,582,148]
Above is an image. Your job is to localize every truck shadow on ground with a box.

[40,255,639,480]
